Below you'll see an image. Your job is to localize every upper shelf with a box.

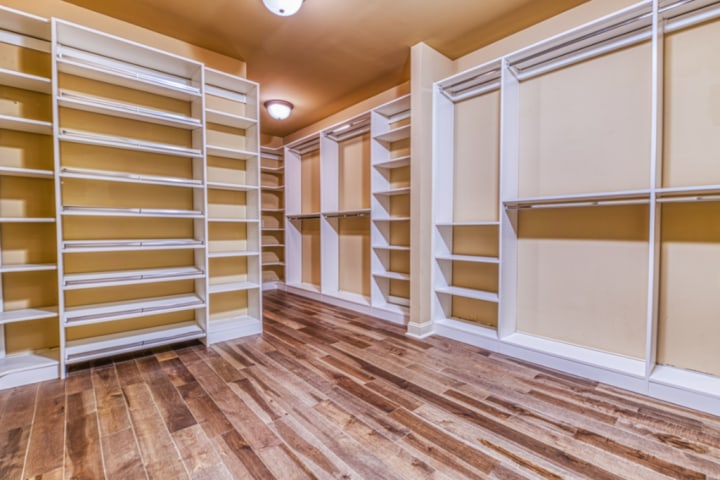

[62,206,203,218]
[0,6,51,46]
[374,155,410,169]
[63,238,204,253]
[0,68,51,94]
[437,60,502,102]
[205,109,256,129]
[206,145,257,161]
[64,266,204,290]
[60,166,202,189]
[0,114,52,135]
[373,125,410,144]
[60,129,202,158]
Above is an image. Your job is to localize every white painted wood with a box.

[0,351,59,389]
[62,206,203,218]
[208,282,260,294]
[0,307,57,326]
[0,68,51,94]
[59,128,202,157]
[436,286,499,303]
[64,294,205,326]
[60,166,203,188]
[0,114,52,135]
[63,266,204,290]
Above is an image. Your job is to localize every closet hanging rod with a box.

[663,1,720,32]
[505,198,649,210]
[323,211,370,219]
[657,194,720,204]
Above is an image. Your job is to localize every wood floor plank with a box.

[23,380,65,479]
[136,356,197,434]
[172,424,233,480]
[101,428,148,480]
[65,390,104,480]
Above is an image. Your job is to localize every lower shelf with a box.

[64,294,206,326]
[65,321,205,365]
[0,350,59,389]
[209,282,260,294]
[207,314,262,344]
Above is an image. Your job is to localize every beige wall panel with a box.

[3,270,57,309]
[389,138,410,158]
[453,92,500,223]
[663,19,720,187]
[451,297,498,328]
[64,280,194,308]
[209,257,248,285]
[658,203,720,376]
[260,171,283,187]
[208,156,247,185]
[453,225,499,257]
[389,279,410,299]
[390,196,410,218]
[301,218,321,287]
[452,262,498,292]
[390,117,411,130]
[66,311,195,341]
[262,249,283,264]
[390,222,410,247]
[390,166,410,189]
[63,250,193,274]
[1,224,56,264]
[205,94,247,118]
[261,211,283,229]
[61,143,194,180]
[338,133,370,211]
[60,73,190,116]
[0,43,50,77]
[0,177,54,217]
[261,230,283,245]
[517,205,649,359]
[518,42,652,198]
[209,290,248,318]
[338,217,370,296]
[0,87,51,121]
[60,109,192,147]
[390,250,410,275]
[261,191,283,210]
[208,223,247,252]
[262,267,284,283]
[0,131,53,170]
[207,189,247,218]
[62,178,193,210]
[206,123,248,150]
[301,150,321,214]
[63,217,194,240]
[5,318,58,353]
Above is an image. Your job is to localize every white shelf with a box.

[208,250,259,258]
[373,271,410,281]
[263,208,285,213]
[262,243,285,248]
[260,166,284,173]
[209,281,260,294]
[261,227,284,232]
[651,365,720,397]
[206,181,258,191]
[60,166,202,188]
[0,263,56,273]
[0,166,54,179]
[436,221,500,227]
[60,129,202,158]
[373,245,410,251]
[0,217,54,223]
[58,90,202,129]
[373,124,411,143]
[62,206,203,218]
[206,145,257,160]
[0,351,58,379]
[63,266,204,290]
[0,307,57,326]
[372,216,410,222]
[373,187,411,196]
[207,218,259,224]
[374,155,410,169]
[64,293,205,326]
[56,48,201,101]
[436,286,499,303]
[0,114,52,135]
[0,68,51,94]
[63,238,204,253]
[65,321,205,364]
[205,109,256,129]
[261,185,285,191]
[436,254,500,264]
[262,261,285,267]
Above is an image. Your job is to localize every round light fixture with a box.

[262,0,304,16]
[264,99,294,120]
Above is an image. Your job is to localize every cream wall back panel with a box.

[516,205,649,359]
[452,297,498,328]
[0,131,53,170]
[453,91,500,223]
[301,150,321,214]
[659,202,720,377]
[338,133,371,211]
[518,42,652,198]
[453,225,499,257]
[338,217,371,296]
[301,218,321,287]
[663,18,720,188]
[1,224,56,264]
[0,42,50,77]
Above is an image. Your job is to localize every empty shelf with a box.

[262,243,285,248]
[0,166,54,179]
[60,166,202,188]
[64,293,205,326]
[207,218,259,223]
[261,185,285,191]
[436,286,499,303]
[65,321,205,365]
[64,266,204,290]
[373,187,411,196]
[0,68,51,94]
[373,245,410,252]
[262,261,285,267]
[209,281,260,294]
[436,221,500,227]
[373,216,410,222]
[206,145,257,160]
[373,125,411,143]
[260,166,284,173]
[63,238,204,253]
[0,217,55,223]
[207,181,259,191]
[208,250,259,258]
[436,254,500,264]
[373,271,410,281]
[206,109,256,129]
[0,307,57,326]
[60,129,202,158]
[261,227,284,232]
[0,263,56,273]
[374,155,410,169]
[0,351,58,379]
[0,114,52,135]
[62,206,203,218]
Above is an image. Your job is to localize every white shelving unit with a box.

[204,68,262,343]
[0,6,59,389]
[260,147,285,289]
[431,0,720,416]
[370,95,412,322]
[53,19,209,369]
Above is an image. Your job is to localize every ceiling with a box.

[65,0,586,138]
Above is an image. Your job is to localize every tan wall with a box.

[338,217,371,296]
[338,133,371,211]
[301,149,321,214]
[301,218,321,287]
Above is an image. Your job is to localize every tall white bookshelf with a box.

[260,147,286,289]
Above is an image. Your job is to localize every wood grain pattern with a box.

[3,290,720,479]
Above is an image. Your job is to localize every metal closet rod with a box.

[323,211,370,219]
[505,198,649,210]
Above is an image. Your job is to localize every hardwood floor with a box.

[2,290,720,479]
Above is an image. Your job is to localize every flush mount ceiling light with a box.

[264,99,294,120]
[262,0,304,16]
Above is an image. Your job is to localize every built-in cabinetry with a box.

[285,99,411,324]
[260,147,285,289]
[0,7,58,388]
[433,0,720,415]
[0,5,261,389]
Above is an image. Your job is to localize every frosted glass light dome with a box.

[265,100,294,120]
[262,0,303,16]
